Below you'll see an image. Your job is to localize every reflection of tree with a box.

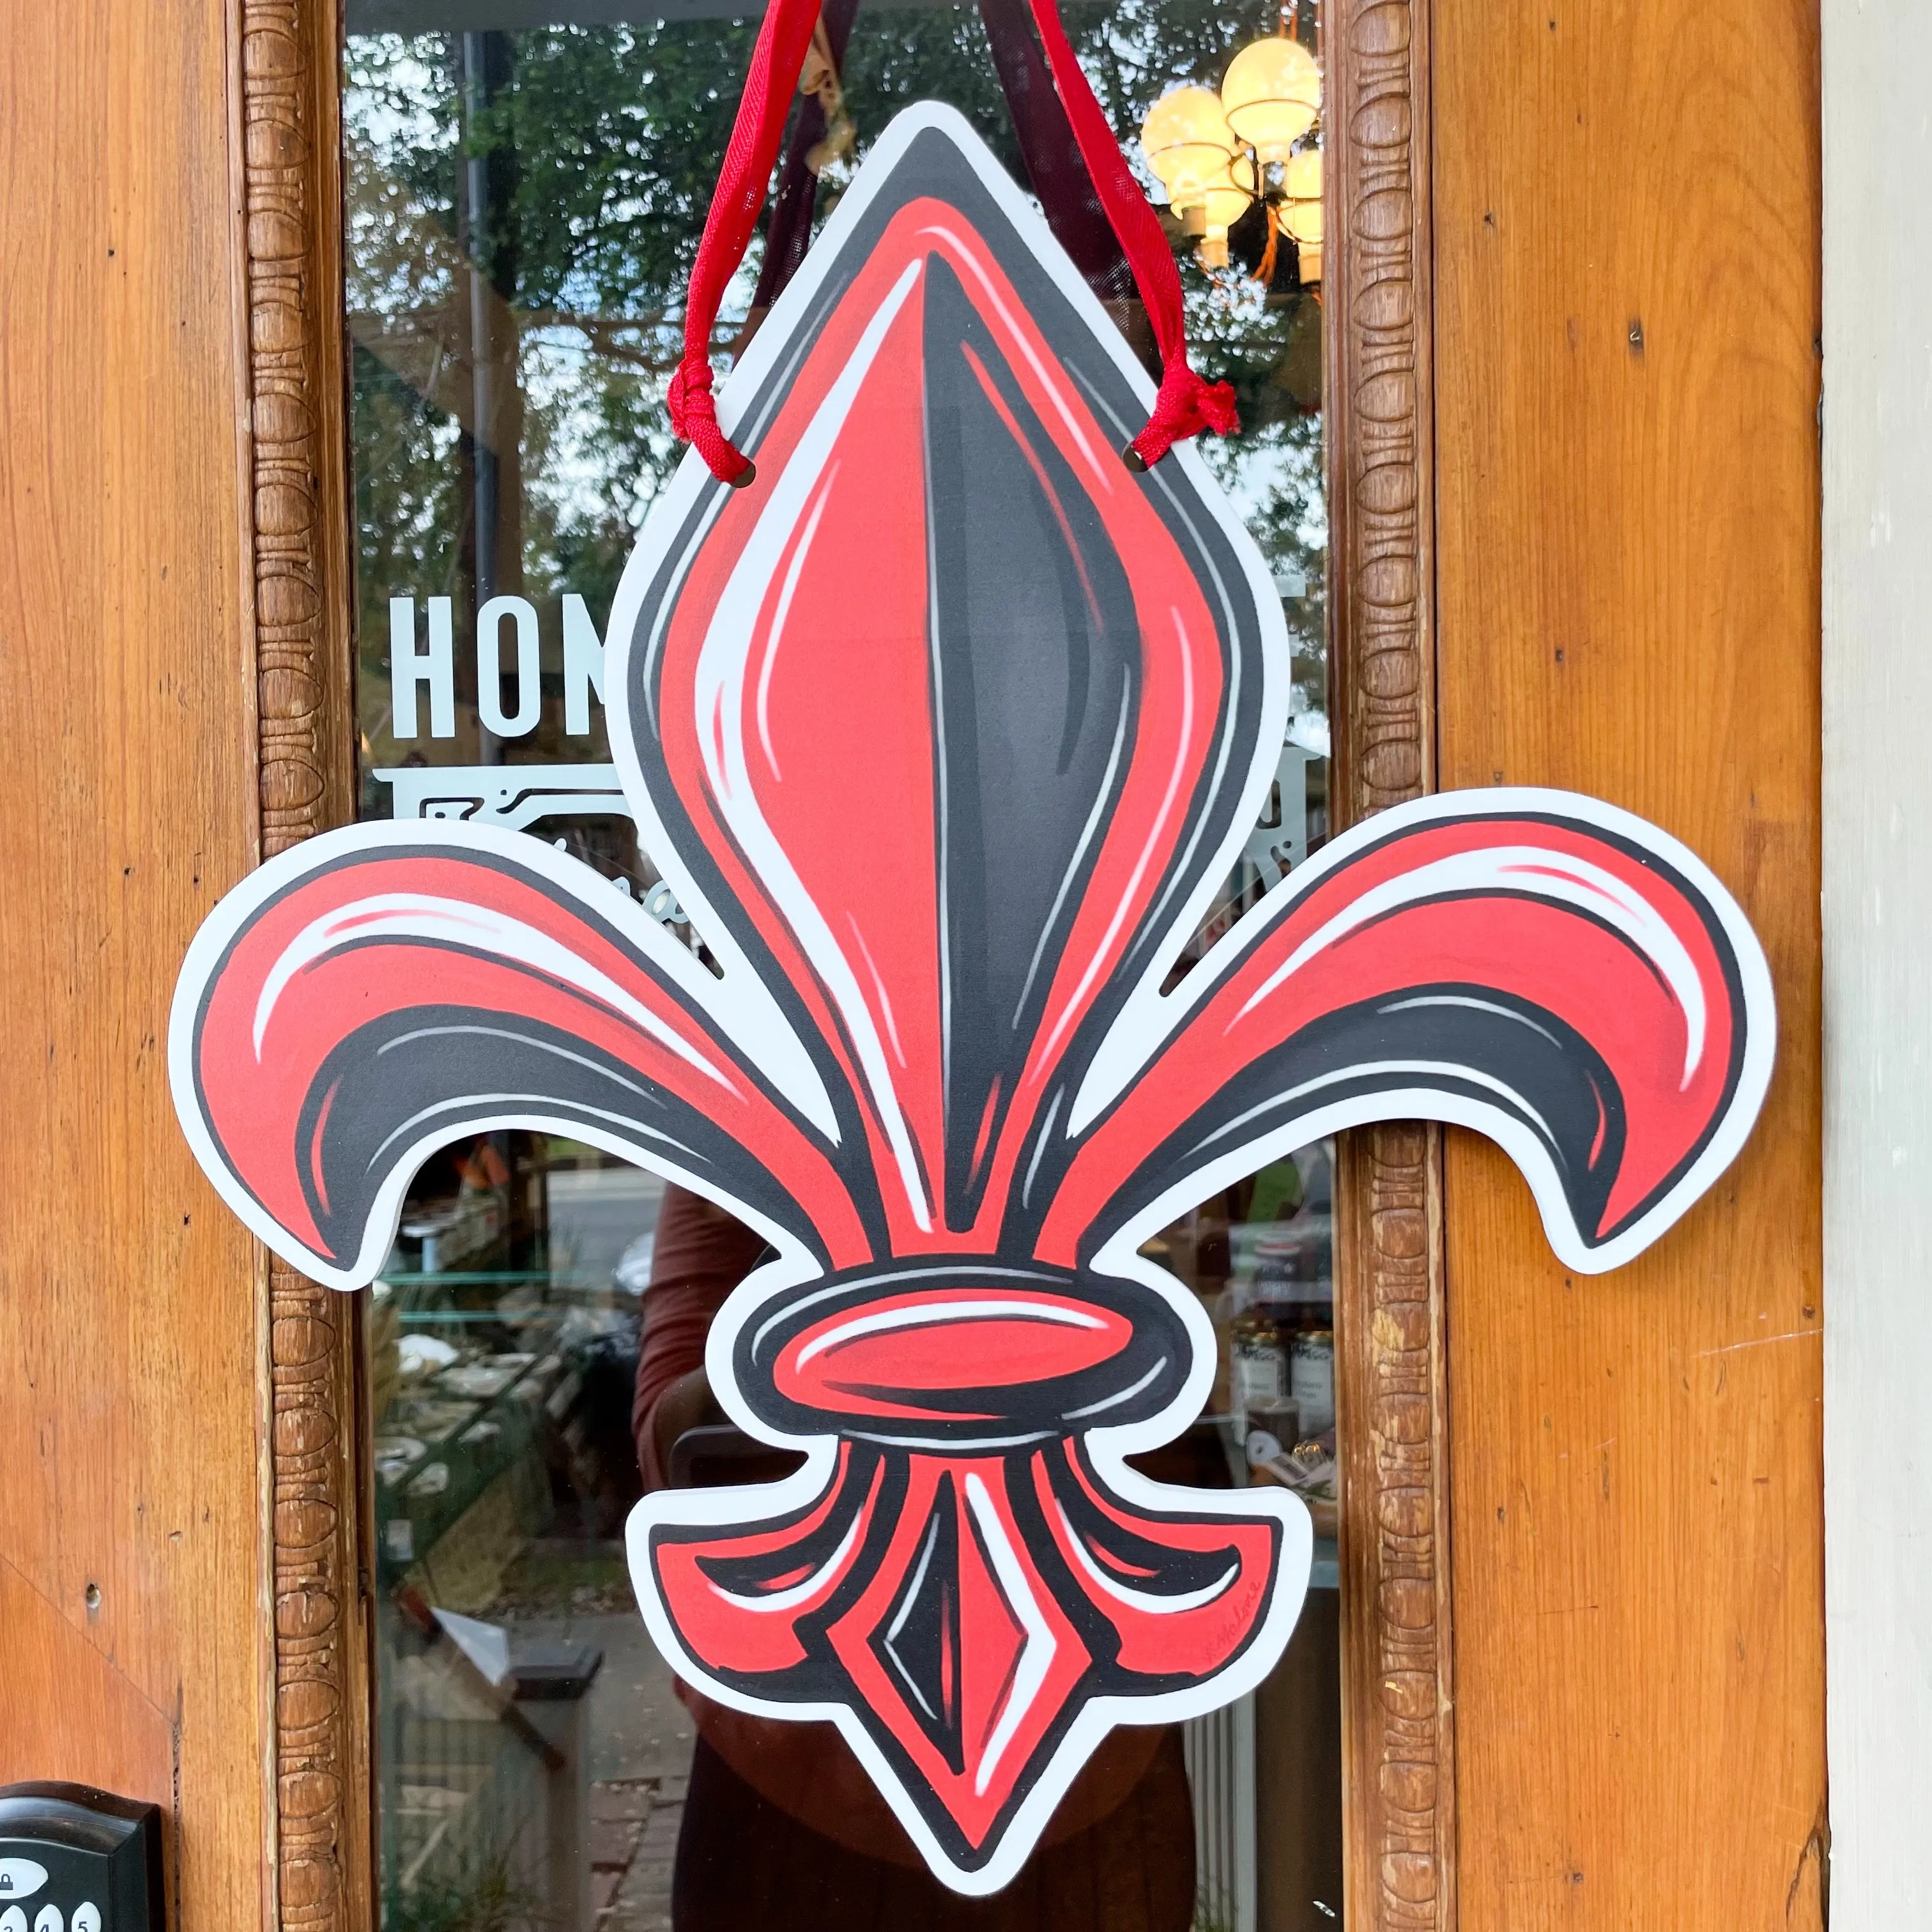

[346,4,1328,751]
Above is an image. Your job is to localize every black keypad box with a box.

[0,1786,164,1932]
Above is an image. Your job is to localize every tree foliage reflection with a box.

[346,3,1326,768]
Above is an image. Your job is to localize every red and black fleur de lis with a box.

[169,109,1774,1894]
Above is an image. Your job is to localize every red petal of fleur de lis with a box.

[169,107,1774,1894]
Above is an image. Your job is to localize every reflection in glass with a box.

[349,4,1337,1926]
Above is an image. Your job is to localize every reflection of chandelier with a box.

[1139,2,1323,279]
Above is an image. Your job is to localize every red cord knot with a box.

[1127,362,1240,471]
[669,356,756,488]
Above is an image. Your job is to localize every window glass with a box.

[347,6,1338,1926]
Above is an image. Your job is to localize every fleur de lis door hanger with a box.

[171,108,1774,1896]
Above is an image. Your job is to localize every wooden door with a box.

[0,1,1825,1929]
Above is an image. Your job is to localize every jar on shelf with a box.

[1229,1305,1288,1436]
[1290,1326,1335,1436]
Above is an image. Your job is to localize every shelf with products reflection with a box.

[1137,1142,1341,1586]
[371,1152,665,1598]
[367,1152,686,1925]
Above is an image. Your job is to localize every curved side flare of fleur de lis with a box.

[168,107,1775,1896]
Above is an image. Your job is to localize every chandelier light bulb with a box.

[1140,84,1241,212]
[1281,144,1324,247]
[1194,155,1257,267]
[1220,34,1321,164]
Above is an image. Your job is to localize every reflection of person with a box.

[631,1183,767,1489]
[632,1183,1197,1929]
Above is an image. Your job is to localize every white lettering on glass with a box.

[477,594,542,738]
[385,591,615,739]
[390,595,456,740]
[562,594,609,736]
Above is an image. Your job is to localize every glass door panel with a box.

[345,6,1337,1925]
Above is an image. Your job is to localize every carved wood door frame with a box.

[233,2,1450,1926]
[1326,4,1452,1928]
[234,6,371,1930]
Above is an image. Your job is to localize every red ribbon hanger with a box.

[667,0,1239,485]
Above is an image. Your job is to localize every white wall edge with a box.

[1822,2,1932,1922]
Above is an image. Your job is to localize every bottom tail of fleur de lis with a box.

[637,1433,1298,1882]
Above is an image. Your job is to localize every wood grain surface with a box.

[0,2,272,1928]
[1432,1,1826,1924]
